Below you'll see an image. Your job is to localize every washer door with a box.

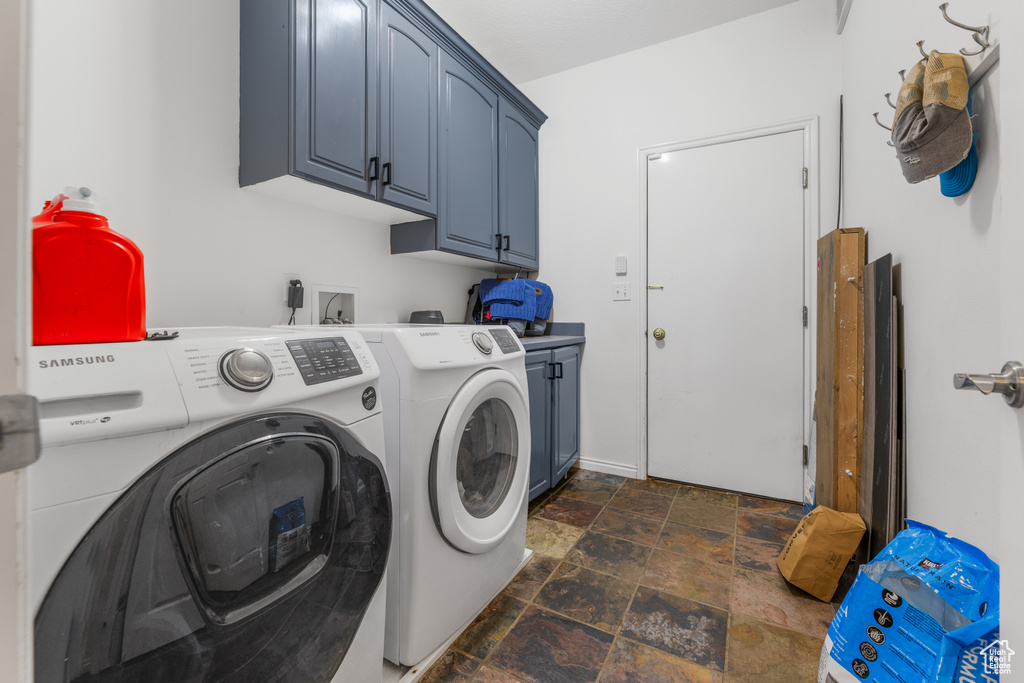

[35,413,391,683]
[431,369,529,554]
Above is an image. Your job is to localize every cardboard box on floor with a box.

[776,506,865,602]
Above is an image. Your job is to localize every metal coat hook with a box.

[939,3,986,34]
[938,3,991,56]
[917,40,929,58]
[899,69,906,81]
[961,31,989,57]
[873,112,896,147]
[885,93,897,109]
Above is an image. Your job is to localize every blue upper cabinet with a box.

[437,52,500,262]
[241,0,546,263]
[297,0,378,197]
[379,4,437,216]
[241,0,379,199]
[499,98,540,270]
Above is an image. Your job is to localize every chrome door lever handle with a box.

[953,361,1024,408]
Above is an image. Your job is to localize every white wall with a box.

[28,0,493,331]
[521,0,1004,559]
[519,0,842,477]
[840,0,1001,558]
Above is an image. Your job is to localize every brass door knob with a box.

[653,328,665,340]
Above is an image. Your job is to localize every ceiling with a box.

[423,0,802,84]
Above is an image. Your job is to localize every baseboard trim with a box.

[577,457,639,480]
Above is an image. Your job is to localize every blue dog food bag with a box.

[818,520,999,682]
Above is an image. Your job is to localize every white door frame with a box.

[1,0,33,678]
[636,116,819,483]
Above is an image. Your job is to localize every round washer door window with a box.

[432,369,529,554]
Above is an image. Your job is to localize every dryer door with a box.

[431,368,530,554]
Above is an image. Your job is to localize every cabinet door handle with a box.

[368,157,379,182]
[547,363,556,381]
[555,362,563,379]
[503,235,510,251]
[382,162,392,187]
[496,232,504,253]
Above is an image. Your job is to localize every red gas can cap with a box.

[60,186,101,213]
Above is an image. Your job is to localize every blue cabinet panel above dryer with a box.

[437,51,500,262]
[499,98,540,269]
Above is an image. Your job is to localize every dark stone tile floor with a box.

[420,467,830,683]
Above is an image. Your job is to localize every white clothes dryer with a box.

[28,327,391,683]
[354,324,531,667]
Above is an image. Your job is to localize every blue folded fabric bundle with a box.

[525,279,553,319]
[480,278,536,322]
[479,278,528,305]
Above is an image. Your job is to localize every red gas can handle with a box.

[33,194,69,227]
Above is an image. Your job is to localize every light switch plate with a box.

[612,282,631,301]
[614,255,627,276]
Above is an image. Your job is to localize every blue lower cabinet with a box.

[525,351,552,500]
[525,344,582,500]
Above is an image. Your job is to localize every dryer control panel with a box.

[488,328,521,354]
[286,338,364,385]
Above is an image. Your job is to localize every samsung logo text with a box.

[38,355,116,369]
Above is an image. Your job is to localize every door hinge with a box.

[802,305,808,328]
[803,444,809,466]
[0,395,41,474]
[802,167,808,189]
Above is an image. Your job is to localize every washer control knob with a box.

[471,331,494,355]
[219,348,274,391]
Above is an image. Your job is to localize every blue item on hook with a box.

[940,90,977,197]
[939,141,977,197]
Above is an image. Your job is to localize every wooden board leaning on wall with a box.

[815,228,865,513]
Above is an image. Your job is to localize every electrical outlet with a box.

[283,273,300,303]
[612,282,631,301]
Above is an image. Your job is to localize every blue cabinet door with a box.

[525,350,552,500]
[551,345,581,483]
[379,3,437,216]
[437,51,499,261]
[293,0,378,197]
[498,98,540,270]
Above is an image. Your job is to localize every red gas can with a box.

[33,187,146,345]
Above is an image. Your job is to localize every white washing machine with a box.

[28,327,391,683]
[355,324,531,667]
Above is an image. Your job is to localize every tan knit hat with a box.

[892,52,972,183]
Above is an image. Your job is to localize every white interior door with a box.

[1000,32,1024,647]
[646,129,806,501]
